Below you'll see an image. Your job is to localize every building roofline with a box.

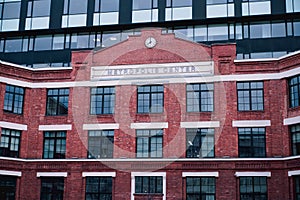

[234,50,300,63]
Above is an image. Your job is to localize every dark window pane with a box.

[238,128,266,157]
[46,88,69,116]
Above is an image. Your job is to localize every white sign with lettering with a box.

[91,61,214,81]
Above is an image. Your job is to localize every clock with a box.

[145,37,157,48]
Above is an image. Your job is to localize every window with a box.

[62,0,88,28]
[239,177,267,200]
[43,131,66,159]
[238,128,266,158]
[137,85,163,113]
[166,0,192,21]
[0,128,21,158]
[26,0,51,30]
[0,0,21,31]
[186,129,214,158]
[295,176,300,200]
[187,83,214,112]
[90,87,115,115]
[34,35,52,51]
[289,75,300,108]
[132,0,158,23]
[291,124,300,156]
[208,24,229,41]
[70,33,96,49]
[242,0,271,16]
[94,0,119,25]
[86,177,112,200]
[4,85,25,114]
[40,177,64,200]
[237,81,264,111]
[0,175,17,200]
[249,22,271,39]
[136,129,163,158]
[286,0,300,13]
[46,88,69,116]
[206,0,234,18]
[88,130,114,159]
[186,177,215,200]
[135,176,162,194]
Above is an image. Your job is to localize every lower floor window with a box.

[85,177,113,200]
[40,177,64,200]
[186,177,215,200]
[295,176,300,200]
[135,176,163,194]
[240,177,267,200]
[0,175,16,200]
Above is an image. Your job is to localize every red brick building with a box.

[0,29,300,200]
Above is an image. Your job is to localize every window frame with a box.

[43,131,66,159]
[0,175,17,200]
[0,128,21,158]
[3,84,25,115]
[46,88,69,116]
[294,175,300,200]
[137,85,164,114]
[289,75,300,108]
[239,176,268,200]
[85,176,113,199]
[186,177,216,200]
[291,124,300,156]
[136,129,163,158]
[135,176,163,194]
[87,130,114,159]
[40,177,64,200]
[238,127,266,158]
[186,128,215,158]
[237,81,264,111]
[186,83,214,112]
[90,86,115,115]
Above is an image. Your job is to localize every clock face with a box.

[145,37,157,48]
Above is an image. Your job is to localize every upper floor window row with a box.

[0,0,21,32]
[242,0,271,16]
[166,0,192,21]
[26,0,51,30]
[1,30,141,53]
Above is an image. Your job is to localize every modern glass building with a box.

[0,0,299,68]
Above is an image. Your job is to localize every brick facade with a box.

[0,29,300,199]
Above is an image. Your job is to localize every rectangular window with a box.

[186,128,214,158]
[249,22,271,39]
[289,75,300,108]
[0,175,17,200]
[90,87,115,115]
[4,84,25,114]
[43,131,66,159]
[93,0,119,25]
[286,0,300,13]
[0,0,21,31]
[0,128,21,158]
[137,85,163,113]
[238,128,266,158]
[242,0,271,16]
[186,177,215,200]
[46,88,69,116]
[165,0,192,21]
[187,83,214,112]
[239,177,267,200]
[206,0,234,18]
[86,177,113,200]
[208,24,229,41]
[40,177,64,200]
[136,129,163,158]
[26,0,51,30]
[237,81,264,111]
[294,176,300,200]
[62,0,87,28]
[135,176,162,194]
[88,130,114,158]
[291,124,300,156]
[132,0,158,23]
